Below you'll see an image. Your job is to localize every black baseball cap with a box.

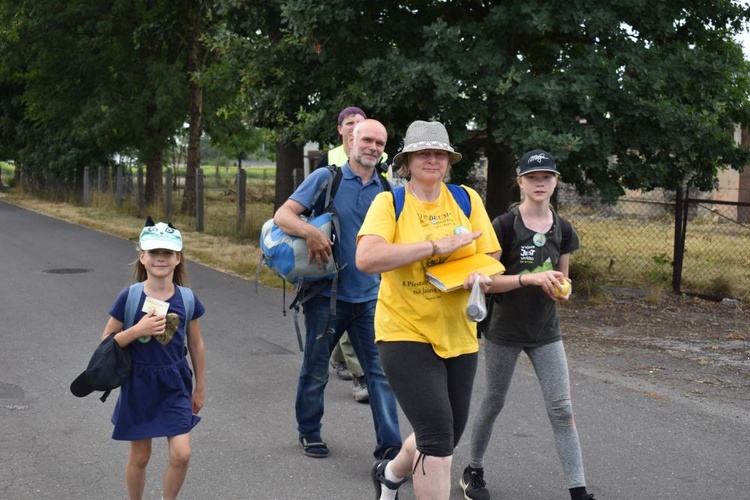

[518,149,559,176]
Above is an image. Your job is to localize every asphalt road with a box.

[1,199,748,499]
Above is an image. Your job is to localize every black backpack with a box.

[476,209,573,336]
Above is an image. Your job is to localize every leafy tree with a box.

[0,1,115,189]
[204,1,322,209]
[181,0,230,216]
[274,0,750,217]
[4,0,750,219]
[0,0,211,206]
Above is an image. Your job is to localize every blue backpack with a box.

[71,282,194,403]
[125,282,195,336]
[257,166,392,350]
[257,166,344,288]
[390,183,471,220]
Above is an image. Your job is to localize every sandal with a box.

[299,435,329,458]
[372,459,406,499]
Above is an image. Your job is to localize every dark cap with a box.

[70,333,131,402]
[517,149,559,176]
[337,106,367,125]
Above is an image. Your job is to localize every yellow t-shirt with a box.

[358,184,500,358]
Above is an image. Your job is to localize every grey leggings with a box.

[468,339,586,488]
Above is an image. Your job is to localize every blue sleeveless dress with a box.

[108,285,205,441]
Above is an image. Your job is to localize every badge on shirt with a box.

[533,233,547,247]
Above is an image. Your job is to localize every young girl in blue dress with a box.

[103,218,206,500]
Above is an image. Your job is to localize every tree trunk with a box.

[274,140,304,210]
[144,148,164,206]
[181,1,203,216]
[484,142,518,220]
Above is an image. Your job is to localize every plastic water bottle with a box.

[466,279,487,322]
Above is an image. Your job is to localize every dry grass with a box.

[568,215,750,299]
[4,181,749,300]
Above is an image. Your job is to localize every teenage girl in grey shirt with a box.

[460,150,596,500]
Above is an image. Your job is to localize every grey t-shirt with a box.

[484,207,580,347]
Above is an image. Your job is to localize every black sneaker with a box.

[571,488,596,500]
[460,465,490,500]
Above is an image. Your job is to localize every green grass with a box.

[0,161,15,187]
[566,214,750,299]
[166,164,275,190]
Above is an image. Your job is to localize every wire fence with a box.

[15,163,750,301]
[557,184,750,301]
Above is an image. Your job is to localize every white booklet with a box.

[142,296,170,317]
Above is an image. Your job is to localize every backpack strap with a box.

[479,211,514,337]
[124,282,194,339]
[391,183,471,220]
[100,283,143,403]
[392,186,406,220]
[177,285,195,338]
[560,218,573,251]
[124,282,144,330]
[497,211,515,268]
[303,165,340,217]
[327,167,343,204]
[375,161,393,192]
[446,184,471,218]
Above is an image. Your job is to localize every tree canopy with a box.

[0,0,211,203]
[2,0,750,216]
[272,0,750,215]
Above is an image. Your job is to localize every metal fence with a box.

[557,184,750,301]
[15,164,750,301]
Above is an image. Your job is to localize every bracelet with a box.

[518,274,525,287]
[430,240,439,257]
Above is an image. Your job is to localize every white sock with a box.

[379,462,404,500]
[385,462,404,484]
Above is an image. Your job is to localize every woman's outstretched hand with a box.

[433,231,482,256]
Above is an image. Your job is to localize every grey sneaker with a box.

[331,360,353,380]
[353,375,369,403]
[460,466,490,500]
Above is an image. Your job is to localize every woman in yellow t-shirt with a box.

[357,121,500,499]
